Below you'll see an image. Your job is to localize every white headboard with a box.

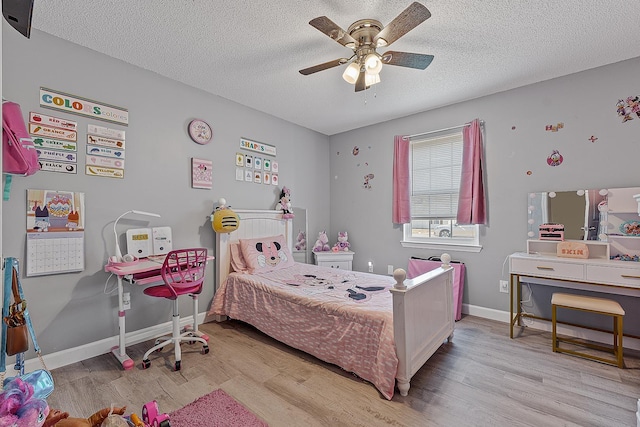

[215,209,293,292]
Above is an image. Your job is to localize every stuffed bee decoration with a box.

[211,198,240,233]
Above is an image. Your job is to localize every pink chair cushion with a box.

[144,282,202,299]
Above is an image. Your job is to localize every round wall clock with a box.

[188,119,213,144]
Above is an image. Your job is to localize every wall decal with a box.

[512,126,516,130]
[547,150,563,166]
[588,135,598,143]
[236,152,244,166]
[545,122,564,132]
[363,173,374,189]
[352,146,359,155]
[616,97,640,122]
[526,170,532,175]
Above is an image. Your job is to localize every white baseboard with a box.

[16,305,640,374]
[462,303,640,351]
[16,313,206,374]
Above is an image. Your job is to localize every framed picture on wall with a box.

[191,158,212,189]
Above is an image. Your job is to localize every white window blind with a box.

[411,133,463,219]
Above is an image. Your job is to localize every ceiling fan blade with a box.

[299,58,349,75]
[374,2,431,47]
[309,16,357,47]
[355,69,366,92]
[381,51,434,69]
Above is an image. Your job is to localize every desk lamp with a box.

[113,210,161,262]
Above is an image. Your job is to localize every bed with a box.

[208,209,454,399]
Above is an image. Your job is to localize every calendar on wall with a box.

[26,189,85,276]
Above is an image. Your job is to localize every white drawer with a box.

[318,260,352,270]
[510,257,584,281]
[586,264,640,288]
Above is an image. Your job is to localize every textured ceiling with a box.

[30,0,640,136]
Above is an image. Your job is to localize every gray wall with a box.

[1,23,330,354]
[329,56,640,332]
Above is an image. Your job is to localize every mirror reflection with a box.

[527,187,640,241]
[292,207,309,263]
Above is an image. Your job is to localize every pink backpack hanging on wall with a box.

[3,100,40,176]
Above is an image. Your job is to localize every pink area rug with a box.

[169,389,268,427]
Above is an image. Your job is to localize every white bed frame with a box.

[214,209,454,397]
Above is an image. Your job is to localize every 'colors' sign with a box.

[39,87,129,126]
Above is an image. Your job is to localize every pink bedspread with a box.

[208,263,399,399]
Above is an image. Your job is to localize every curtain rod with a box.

[407,120,484,140]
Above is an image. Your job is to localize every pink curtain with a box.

[457,119,487,225]
[392,135,410,224]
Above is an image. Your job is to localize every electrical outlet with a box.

[499,280,509,293]
[123,292,131,310]
[368,261,374,273]
[388,265,394,275]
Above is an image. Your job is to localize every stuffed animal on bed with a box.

[312,230,330,252]
[332,231,350,252]
[295,230,306,251]
[0,377,49,427]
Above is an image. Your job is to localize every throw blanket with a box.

[209,263,399,399]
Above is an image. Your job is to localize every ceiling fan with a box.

[299,2,434,92]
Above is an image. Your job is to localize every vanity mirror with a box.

[527,187,640,242]
[292,207,309,263]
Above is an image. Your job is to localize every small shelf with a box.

[526,239,610,259]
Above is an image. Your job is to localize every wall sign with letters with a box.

[39,87,129,126]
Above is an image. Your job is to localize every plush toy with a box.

[276,187,294,219]
[211,198,240,233]
[0,377,49,427]
[295,230,306,251]
[332,231,350,252]
[43,406,126,427]
[312,231,330,252]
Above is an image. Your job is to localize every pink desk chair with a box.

[141,248,210,371]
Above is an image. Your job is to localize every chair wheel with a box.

[174,360,181,371]
[142,359,151,369]
[202,345,209,355]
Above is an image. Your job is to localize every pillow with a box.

[229,241,248,272]
[239,234,295,273]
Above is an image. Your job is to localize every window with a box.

[402,128,481,252]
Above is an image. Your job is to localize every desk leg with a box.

[510,273,522,339]
[110,276,134,370]
[510,274,514,338]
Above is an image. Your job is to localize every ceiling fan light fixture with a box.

[376,38,388,48]
[365,73,381,86]
[342,62,360,84]
[364,53,382,75]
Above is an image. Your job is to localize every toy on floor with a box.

[332,231,350,252]
[140,400,170,427]
[295,230,306,251]
[275,187,294,219]
[312,230,330,252]
[0,376,50,427]
[43,406,126,427]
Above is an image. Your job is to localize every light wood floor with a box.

[48,316,640,426]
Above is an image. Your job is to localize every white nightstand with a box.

[314,250,354,270]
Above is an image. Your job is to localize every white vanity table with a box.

[510,240,640,338]
[512,186,640,340]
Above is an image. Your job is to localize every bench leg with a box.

[552,304,558,353]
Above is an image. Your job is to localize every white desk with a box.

[104,255,213,370]
[509,249,640,339]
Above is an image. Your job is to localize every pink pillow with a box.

[239,234,294,273]
[230,242,248,272]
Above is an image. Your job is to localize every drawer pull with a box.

[621,274,640,280]
[536,266,555,270]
